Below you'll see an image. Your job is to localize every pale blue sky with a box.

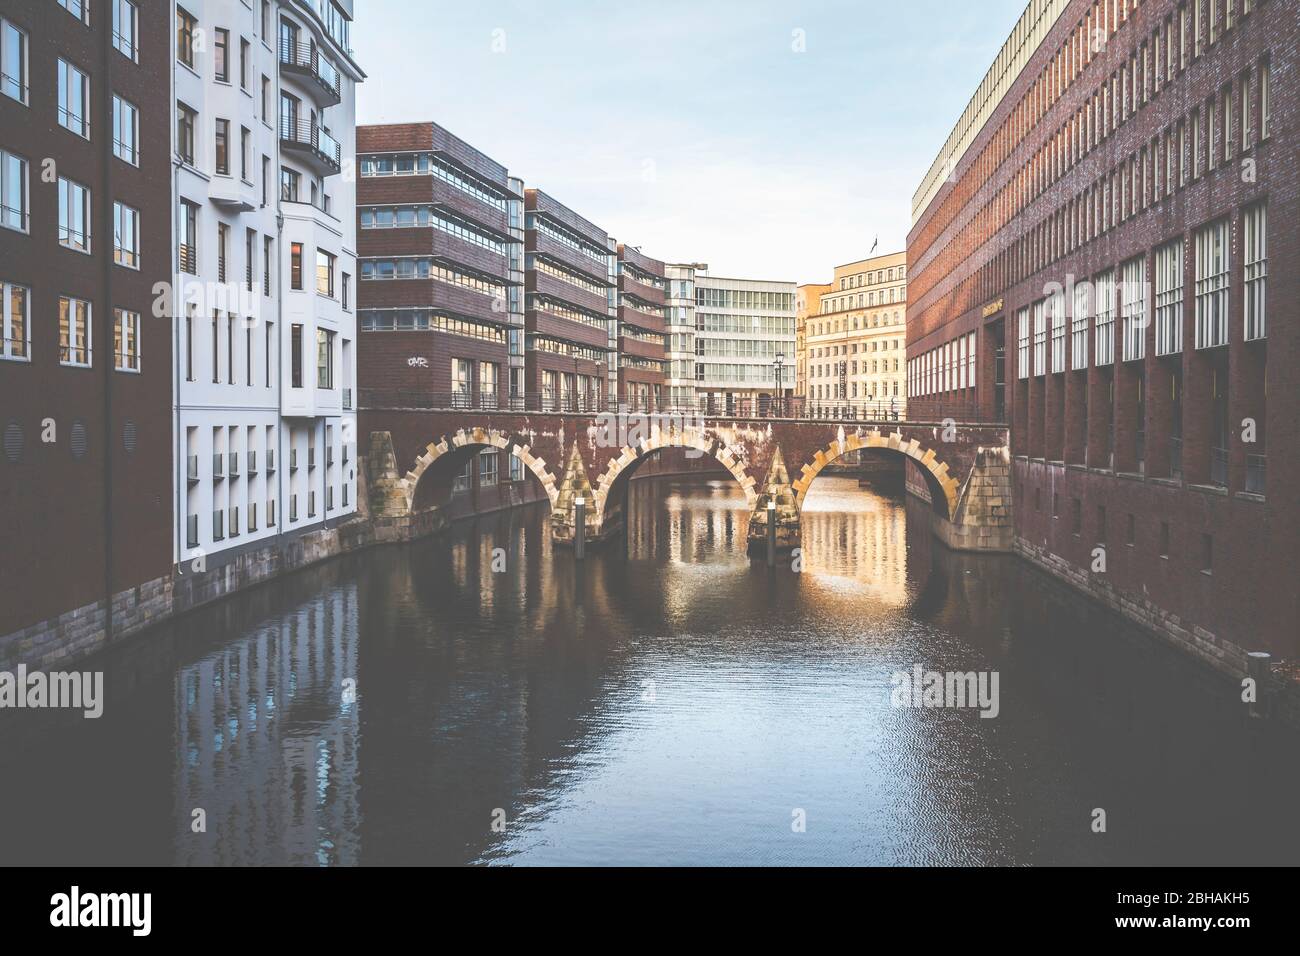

[354,0,1027,283]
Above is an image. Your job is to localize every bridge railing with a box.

[358,390,993,423]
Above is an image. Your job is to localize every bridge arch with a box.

[401,426,560,513]
[793,429,961,519]
[593,427,758,527]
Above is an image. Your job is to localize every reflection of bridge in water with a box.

[361,406,1014,554]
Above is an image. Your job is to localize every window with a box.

[1195,220,1229,349]
[112,0,138,61]
[280,167,299,202]
[290,243,303,290]
[1243,204,1267,341]
[1155,241,1184,355]
[264,236,273,296]
[1094,270,1115,366]
[0,148,27,232]
[58,0,89,24]
[1049,293,1066,374]
[317,328,335,388]
[177,103,196,164]
[1,281,29,360]
[1032,299,1047,376]
[114,308,140,371]
[57,177,91,252]
[215,118,230,175]
[179,200,198,274]
[177,8,197,68]
[1,19,28,105]
[291,324,303,387]
[1016,306,1030,379]
[185,308,194,381]
[1070,282,1089,370]
[316,249,335,296]
[240,38,250,89]
[57,59,89,138]
[217,223,228,282]
[112,95,138,165]
[479,451,499,488]
[1121,256,1146,362]
[112,201,139,269]
[241,127,251,181]
[59,296,92,366]
[1260,61,1270,139]
[214,28,229,82]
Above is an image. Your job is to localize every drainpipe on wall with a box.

[100,13,115,644]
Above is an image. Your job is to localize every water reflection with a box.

[0,478,1296,866]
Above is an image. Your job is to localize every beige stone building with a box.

[795,282,831,399]
[803,251,907,418]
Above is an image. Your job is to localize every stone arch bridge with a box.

[361,409,1012,552]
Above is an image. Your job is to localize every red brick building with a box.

[616,243,668,411]
[356,123,518,408]
[907,0,1296,662]
[0,0,172,650]
[524,189,615,411]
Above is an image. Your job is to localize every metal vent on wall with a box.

[123,420,138,454]
[70,420,89,459]
[3,421,22,463]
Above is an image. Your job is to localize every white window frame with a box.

[58,0,90,24]
[1032,299,1047,377]
[1094,270,1116,366]
[1121,256,1147,362]
[1071,282,1090,370]
[112,0,138,62]
[0,18,29,106]
[58,176,91,253]
[0,147,28,233]
[1243,205,1266,341]
[1,280,30,361]
[59,296,92,367]
[1195,220,1229,349]
[1155,240,1184,355]
[57,58,90,139]
[112,94,139,166]
[1017,306,1030,380]
[1050,292,1067,374]
[113,201,140,269]
[114,308,141,372]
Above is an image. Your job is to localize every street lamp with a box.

[773,352,785,417]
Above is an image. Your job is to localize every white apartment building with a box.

[686,270,796,415]
[172,0,362,566]
[664,262,702,409]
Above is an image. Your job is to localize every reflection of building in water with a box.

[799,479,909,605]
[174,584,360,865]
[625,479,750,564]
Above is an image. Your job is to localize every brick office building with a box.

[907,0,1295,661]
[615,242,668,411]
[524,189,615,411]
[356,122,520,409]
[0,0,172,651]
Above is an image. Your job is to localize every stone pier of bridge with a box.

[360,409,1013,554]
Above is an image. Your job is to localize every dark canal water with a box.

[2,476,1297,866]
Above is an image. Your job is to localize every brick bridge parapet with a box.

[359,408,1012,552]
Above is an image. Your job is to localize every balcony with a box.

[278,38,341,107]
[228,451,240,477]
[280,118,341,176]
[187,454,199,483]
[179,244,197,275]
[248,450,258,475]
[213,453,225,480]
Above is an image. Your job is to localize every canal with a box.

[1,476,1296,866]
